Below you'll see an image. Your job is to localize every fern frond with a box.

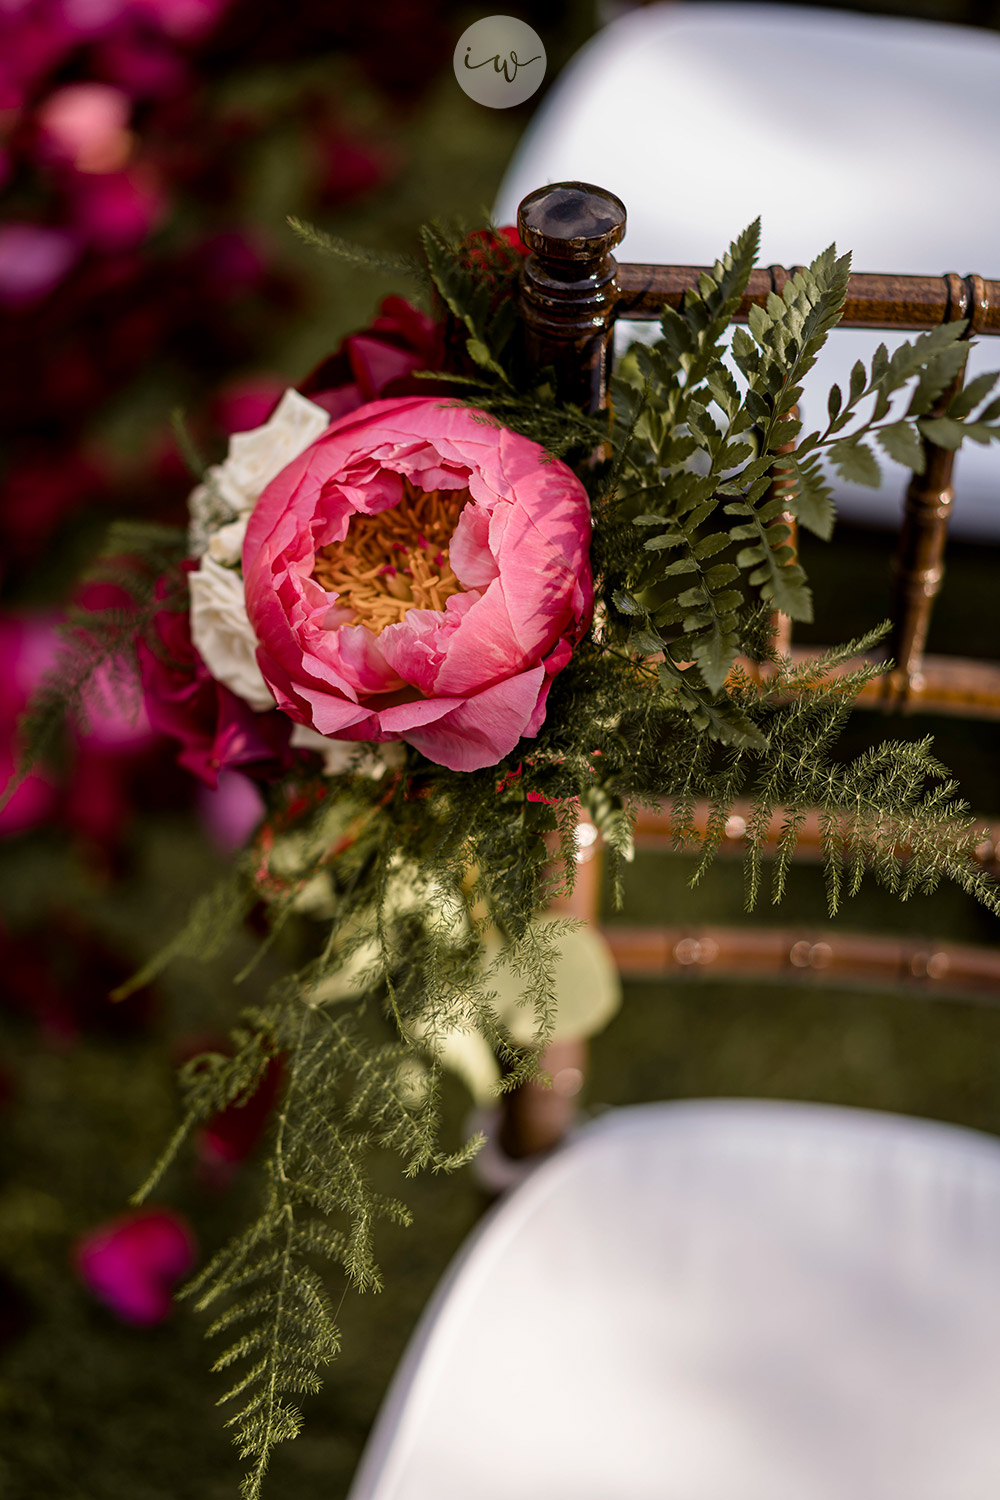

[286,216,429,288]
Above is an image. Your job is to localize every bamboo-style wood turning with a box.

[615,264,1000,334]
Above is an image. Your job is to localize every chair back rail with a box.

[604,924,1000,1002]
[615,266,1000,332]
[630,803,1000,873]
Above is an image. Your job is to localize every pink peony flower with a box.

[73,1207,196,1325]
[242,397,593,773]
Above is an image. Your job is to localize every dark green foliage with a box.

[9,215,1000,1497]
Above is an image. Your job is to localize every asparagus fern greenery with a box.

[8,212,1000,1496]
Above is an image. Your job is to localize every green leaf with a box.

[848,360,867,405]
[287,217,428,286]
[829,438,882,487]
[731,325,759,378]
[632,628,665,656]
[465,338,510,382]
[827,384,842,424]
[786,453,835,540]
[916,415,967,451]
[948,369,1000,420]
[611,590,644,616]
[693,532,730,560]
[876,420,925,473]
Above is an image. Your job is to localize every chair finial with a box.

[516,182,626,413]
[517,182,626,260]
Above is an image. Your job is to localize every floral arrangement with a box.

[8,213,1000,1496]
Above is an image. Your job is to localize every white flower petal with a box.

[207,515,250,567]
[289,724,405,779]
[187,389,329,555]
[189,556,275,711]
[226,389,330,509]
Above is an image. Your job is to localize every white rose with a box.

[207,515,249,567]
[188,389,329,556]
[189,556,274,711]
[226,388,330,503]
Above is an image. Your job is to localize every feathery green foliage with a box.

[286,215,430,291]
[0,519,187,817]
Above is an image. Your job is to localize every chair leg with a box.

[498,1036,589,1160]
[497,815,603,1161]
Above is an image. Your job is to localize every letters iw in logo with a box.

[453,16,546,108]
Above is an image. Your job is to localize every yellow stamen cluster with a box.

[312,478,468,635]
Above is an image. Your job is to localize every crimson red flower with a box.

[137,568,292,788]
[299,294,445,421]
[198,1055,284,1177]
[460,224,528,269]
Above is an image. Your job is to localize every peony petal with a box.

[403,665,546,772]
[372,695,460,733]
[448,499,500,589]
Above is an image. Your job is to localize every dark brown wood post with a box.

[516,181,627,412]
[884,273,984,706]
[492,184,624,1166]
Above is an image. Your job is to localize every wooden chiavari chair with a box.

[499,180,1000,1158]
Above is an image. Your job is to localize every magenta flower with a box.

[197,768,265,850]
[0,224,79,306]
[70,163,165,251]
[210,372,287,437]
[73,1207,196,1325]
[242,397,593,773]
[0,615,60,835]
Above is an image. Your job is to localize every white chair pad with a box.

[349,1099,1000,1500]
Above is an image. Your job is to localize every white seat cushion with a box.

[349,1099,1000,1499]
[494,4,1000,535]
